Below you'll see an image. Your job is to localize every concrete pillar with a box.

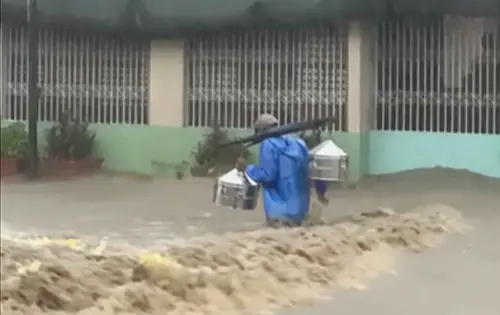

[148,40,185,126]
[346,21,376,182]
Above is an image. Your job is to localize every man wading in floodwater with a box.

[235,114,328,228]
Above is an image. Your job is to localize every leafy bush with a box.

[46,112,96,160]
[0,122,28,157]
[191,124,251,177]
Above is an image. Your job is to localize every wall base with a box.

[369,131,500,178]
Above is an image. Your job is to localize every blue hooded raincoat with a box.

[246,136,327,224]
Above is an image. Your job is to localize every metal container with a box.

[309,139,348,182]
[213,169,259,210]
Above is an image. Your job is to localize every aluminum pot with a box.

[309,139,348,182]
[213,169,259,210]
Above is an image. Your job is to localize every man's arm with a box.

[245,141,277,184]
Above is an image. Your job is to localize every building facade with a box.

[1,17,499,179]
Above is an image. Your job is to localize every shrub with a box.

[0,122,28,157]
[191,124,252,177]
[46,112,96,160]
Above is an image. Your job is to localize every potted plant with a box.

[0,122,28,177]
[45,112,103,176]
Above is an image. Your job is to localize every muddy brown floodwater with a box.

[1,168,499,315]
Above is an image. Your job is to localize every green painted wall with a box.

[18,121,500,181]
[83,125,365,181]
[369,131,500,178]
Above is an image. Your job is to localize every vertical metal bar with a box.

[458,26,465,133]
[257,31,262,118]
[243,32,249,127]
[54,30,60,119]
[0,25,5,119]
[395,22,401,131]
[37,28,42,120]
[491,24,500,134]
[297,29,303,122]
[380,23,386,130]
[223,36,228,127]
[97,35,104,123]
[112,38,118,124]
[250,31,256,124]
[401,23,407,131]
[110,37,117,124]
[373,24,378,130]
[443,25,448,133]
[270,30,276,120]
[214,37,218,125]
[284,30,289,124]
[387,22,393,131]
[231,35,239,128]
[141,40,148,125]
[262,29,268,117]
[47,29,54,121]
[89,35,96,123]
[459,25,465,133]
[201,39,207,127]
[414,25,420,131]
[123,40,129,124]
[62,30,68,114]
[2,26,10,119]
[290,30,296,123]
[304,27,308,121]
[274,30,280,124]
[407,24,413,131]
[484,27,490,134]
[477,26,483,134]
[451,26,457,133]
[72,31,78,119]
[462,26,467,133]
[18,26,24,120]
[315,27,321,121]
[15,26,20,120]
[188,41,194,126]
[243,31,252,127]
[84,34,90,122]
[325,27,332,128]
[143,40,149,125]
[41,29,48,121]
[425,24,431,132]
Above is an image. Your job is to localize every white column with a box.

[148,39,185,126]
[347,21,375,133]
[345,21,376,181]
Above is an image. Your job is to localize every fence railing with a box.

[374,18,499,134]
[0,24,150,124]
[185,26,348,130]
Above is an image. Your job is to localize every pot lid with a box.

[309,139,347,157]
[217,168,258,186]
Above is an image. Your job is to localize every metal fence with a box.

[375,17,499,134]
[0,24,150,124]
[185,26,348,130]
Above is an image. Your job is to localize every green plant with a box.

[46,112,96,160]
[191,123,251,177]
[299,129,323,149]
[0,122,28,157]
